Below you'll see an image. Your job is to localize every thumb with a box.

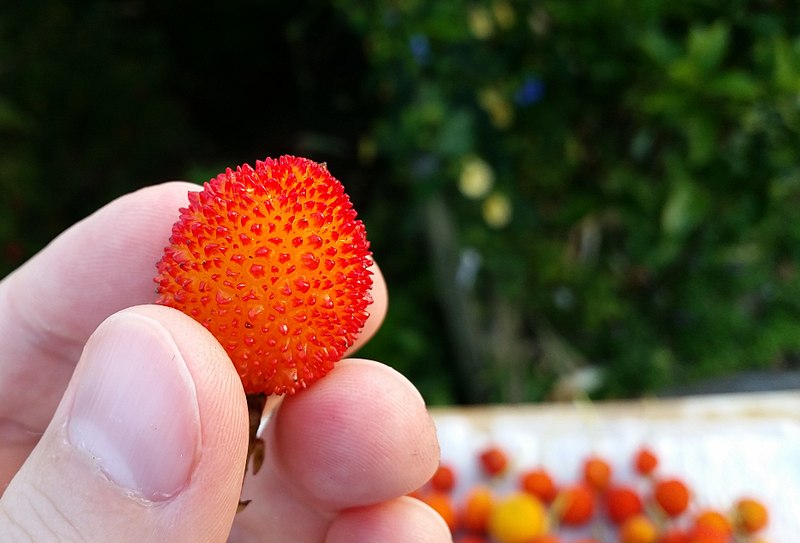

[0,305,249,542]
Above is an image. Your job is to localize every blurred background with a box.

[3,0,800,405]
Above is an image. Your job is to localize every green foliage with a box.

[336,0,800,401]
[3,1,800,403]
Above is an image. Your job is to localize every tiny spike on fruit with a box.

[154,155,374,396]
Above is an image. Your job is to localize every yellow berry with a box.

[618,514,658,543]
[488,492,548,543]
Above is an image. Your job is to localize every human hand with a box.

[0,182,449,542]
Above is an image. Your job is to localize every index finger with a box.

[0,181,387,436]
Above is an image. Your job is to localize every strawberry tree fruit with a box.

[487,492,548,543]
[155,155,373,507]
[461,485,494,534]
[519,467,558,503]
[618,515,658,543]
[693,509,732,537]
[582,455,612,491]
[734,497,769,534]
[653,478,691,518]
[478,446,510,477]
[605,485,644,525]
[556,484,595,526]
[633,446,658,476]
[155,155,373,397]
[430,464,457,493]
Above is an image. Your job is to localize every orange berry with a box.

[653,478,690,518]
[618,514,659,543]
[734,497,769,534]
[684,524,729,543]
[693,509,732,536]
[456,535,489,543]
[155,156,373,395]
[478,446,509,477]
[531,535,562,543]
[557,484,595,526]
[605,485,644,525]
[406,487,425,500]
[461,485,494,533]
[488,492,548,543]
[422,492,457,532]
[633,447,659,475]
[583,455,613,491]
[520,467,558,503]
[430,464,456,493]
[659,529,690,543]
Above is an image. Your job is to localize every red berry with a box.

[605,485,644,525]
[653,478,690,518]
[461,486,493,533]
[478,446,509,477]
[155,156,373,396]
[519,467,558,503]
[693,509,732,537]
[531,535,562,543]
[633,447,658,475]
[684,524,729,543]
[659,530,689,543]
[582,455,612,491]
[557,484,595,526]
[430,464,456,493]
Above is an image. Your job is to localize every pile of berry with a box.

[412,445,770,543]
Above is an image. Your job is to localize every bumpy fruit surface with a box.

[155,156,373,395]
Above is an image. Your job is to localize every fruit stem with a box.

[238,392,267,512]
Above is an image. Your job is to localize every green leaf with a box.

[638,29,681,65]
[667,57,697,86]
[435,108,474,157]
[687,20,730,74]
[685,115,717,166]
[661,168,711,238]
[707,71,761,100]
[773,36,800,92]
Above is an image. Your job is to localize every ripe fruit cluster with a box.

[413,445,770,543]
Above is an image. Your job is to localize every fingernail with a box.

[67,312,200,501]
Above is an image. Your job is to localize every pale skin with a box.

[0,182,450,542]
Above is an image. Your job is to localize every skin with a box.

[0,182,450,542]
